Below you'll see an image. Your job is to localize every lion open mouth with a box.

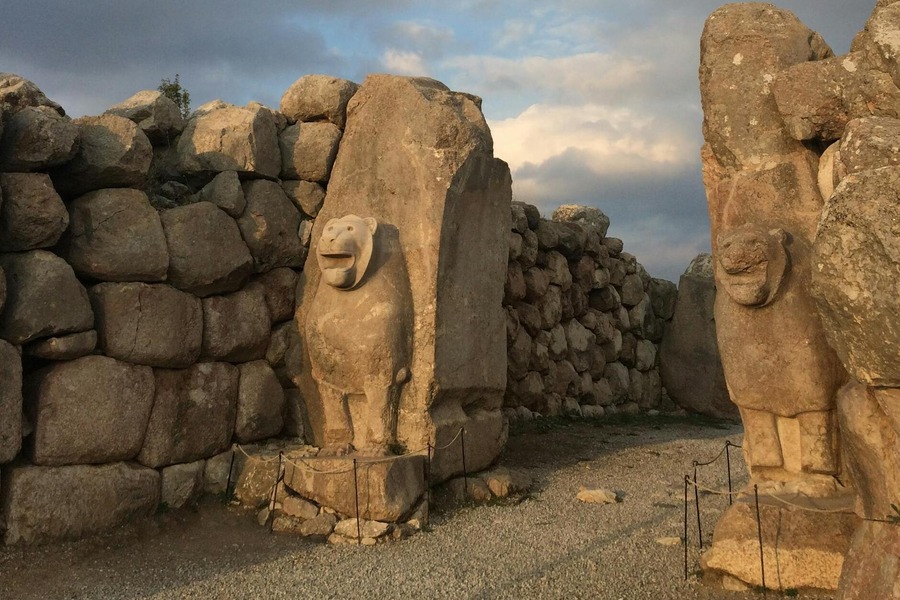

[318,251,355,270]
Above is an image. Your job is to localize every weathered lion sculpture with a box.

[305,214,412,456]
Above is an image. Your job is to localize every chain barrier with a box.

[231,428,468,540]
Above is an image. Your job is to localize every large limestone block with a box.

[0,250,93,345]
[702,499,859,591]
[235,360,285,443]
[0,172,68,251]
[0,106,79,171]
[552,204,610,238]
[0,339,22,463]
[160,201,253,297]
[659,254,736,420]
[0,73,64,122]
[195,170,246,217]
[278,122,342,182]
[280,75,358,130]
[201,284,271,362]
[160,460,205,509]
[138,362,239,468]
[281,180,325,218]
[64,188,169,282]
[853,1,900,90]
[812,166,900,386]
[773,53,900,143]
[25,355,155,465]
[1,462,159,545]
[699,3,832,170]
[51,115,153,197]
[90,282,203,368]
[837,522,900,600]
[105,90,185,144]
[255,267,298,324]
[294,76,510,474]
[284,454,425,522]
[835,117,900,181]
[177,103,280,179]
[24,330,97,361]
[836,382,900,521]
[237,180,305,272]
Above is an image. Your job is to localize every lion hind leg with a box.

[740,407,783,469]
[319,385,353,456]
[360,383,398,456]
[798,410,839,475]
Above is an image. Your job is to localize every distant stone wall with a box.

[502,202,676,420]
[0,72,356,543]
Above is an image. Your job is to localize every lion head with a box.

[716,224,789,307]
[316,214,378,290]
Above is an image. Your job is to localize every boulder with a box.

[194,170,246,217]
[0,73,64,122]
[648,277,677,321]
[1,462,159,545]
[177,102,280,179]
[0,250,93,345]
[284,454,426,522]
[160,201,253,297]
[837,522,900,600]
[63,188,169,282]
[0,339,22,463]
[0,106,78,171]
[279,74,359,129]
[235,360,285,443]
[281,180,325,218]
[0,172,68,251]
[237,179,305,272]
[255,267,299,323]
[24,330,97,360]
[278,122,342,183]
[835,116,900,180]
[201,284,271,362]
[104,90,185,144]
[619,273,644,307]
[812,166,900,386]
[552,204,610,237]
[90,282,203,368]
[25,355,155,465]
[137,362,239,468]
[51,114,153,197]
[160,460,205,509]
[660,254,736,419]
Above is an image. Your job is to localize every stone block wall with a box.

[0,72,355,543]
[502,202,677,420]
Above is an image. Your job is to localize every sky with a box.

[0,0,875,281]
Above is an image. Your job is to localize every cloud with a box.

[381,49,429,76]
[377,20,455,59]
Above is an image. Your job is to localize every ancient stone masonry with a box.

[501,203,677,421]
[699,3,900,597]
[0,72,351,544]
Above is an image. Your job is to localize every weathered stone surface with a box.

[51,115,152,197]
[552,204,610,238]
[836,117,900,184]
[700,3,831,170]
[576,487,618,505]
[237,180,305,272]
[0,73,64,122]
[281,180,325,218]
[24,330,96,360]
[195,170,246,217]
[1,462,159,545]
[90,282,202,368]
[138,362,239,468]
[105,90,185,144]
[177,103,280,179]
[64,188,169,282]
[294,75,510,477]
[280,75,359,130]
[0,340,22,463]
[0,250,93,345]
[773,53,900,142]
[480,467,532,498]
[255,268,298,324]
[284,454,426,522]
[837,522,900,600]
[0,106,78,171]
[278,122,342,183]
[0,173,68,251]
[334,518,392,540]
[702,499,858,591]
[160,460,205,509]
[660,254,736,420]
[25,355,155,465]
[235,360,285,443]
[201,284,270,362]
[648,277,677,321]
[160,201,253,297]
[812,166,900,386]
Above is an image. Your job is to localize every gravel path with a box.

[0,417,834,600]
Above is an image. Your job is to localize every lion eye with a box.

[347,226,354,231]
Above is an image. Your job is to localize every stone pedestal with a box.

[702,494,860,592]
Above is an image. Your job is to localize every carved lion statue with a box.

[305,214,412,456]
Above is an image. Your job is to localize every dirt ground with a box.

[0,415,833,600]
